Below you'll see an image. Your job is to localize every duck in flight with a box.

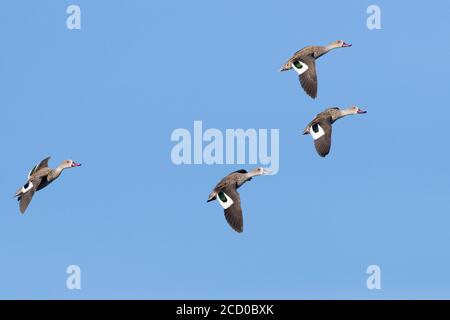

[279,40,352,98]
[14,157,81,214]
[207,167,271,233]
[303,106,367,157]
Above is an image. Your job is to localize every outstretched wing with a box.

[35,156,51,172]
[29,156,51,178]
[298,55,318,98]
[18,177,42,214]
[222,187,244,233]
[309,119,333,157]
[19,188,36,214]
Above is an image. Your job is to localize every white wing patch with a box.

[310,124,325,140]
[21,181,34,193]
[217,192,234,210]
[292,60,309,76]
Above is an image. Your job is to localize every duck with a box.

[303,106,367,157]
[279,40,352,98]
[207,167,270,233]
[14,156,81,214]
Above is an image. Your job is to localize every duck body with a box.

[208,170,251,198]
[279,40,352,98]
[280,45,328,72]
[207,168,270,233]
[15,157,81,214]
[303,106,366,157]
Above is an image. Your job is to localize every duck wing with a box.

[17,177,42,214]
[28,156,51,178]
[297,55,318,98]
[308,117,333,157]
[222,186,244,233]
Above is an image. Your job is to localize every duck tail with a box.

[279,61,292,72]
[302,126,310,135]
[14,181,33,198]
[14,188,23,198]
[207,192,217,203]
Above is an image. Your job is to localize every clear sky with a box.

[0,0,449,299]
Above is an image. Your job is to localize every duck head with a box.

[349,105,367,114]
[61,160,82,169]
[251,167,272,176]
[331,40,352,48]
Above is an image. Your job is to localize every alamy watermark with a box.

[66,5,81,30]
[367,5,382,30]
[66,265,81,290]
[170,121,279,174]
[366,265,381,290]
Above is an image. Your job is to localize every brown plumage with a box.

[14,157,81,214]
[279,40,352,98]
[207,168,270,233]
[303,106,367,157]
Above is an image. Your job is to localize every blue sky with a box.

[0,0,449,299]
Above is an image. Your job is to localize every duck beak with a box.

[357,108,367,114]
[262,168,272,175]
[342,42,352,47]
[71,162,82,167]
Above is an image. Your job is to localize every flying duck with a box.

[303,106,367,157]
[279,40,352,98]
[207,167,270,233]
[14,157,81,213]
